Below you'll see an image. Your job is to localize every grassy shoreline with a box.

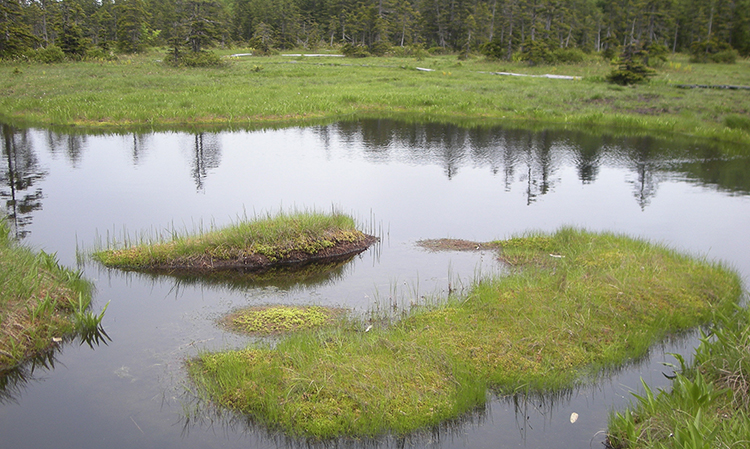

[607,306,750,448]
[1,52,749,147]
[188,228,743,439]
[0,218,98,373]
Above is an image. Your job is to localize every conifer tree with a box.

[0,0,35,57]
[115,0,151,52]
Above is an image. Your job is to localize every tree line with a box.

[1,0,748,61]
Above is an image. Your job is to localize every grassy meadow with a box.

[1,50,749,146]
[187,228,743,439]
[0,218,100,372]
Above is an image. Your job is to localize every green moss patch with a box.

[188,228,743,439]
[221,306,345,335]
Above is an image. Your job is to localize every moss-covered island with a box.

[0,218,97,372]
[187,228,743,439]
[92,211,378,274]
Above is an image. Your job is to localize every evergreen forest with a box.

[1,0,748,62]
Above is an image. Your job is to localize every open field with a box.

[1,51,749,146]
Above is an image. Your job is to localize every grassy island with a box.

[187,228,743,439]
[0,218,97,373]
[92,211,377,273]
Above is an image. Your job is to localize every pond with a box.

[1,119,749,448]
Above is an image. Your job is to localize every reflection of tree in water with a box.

[518,130,559,205]
[623,137,661,210]
[469,128,520,191]
[351,120,471,178]
[674,153,750,196]
[0,124,47,239]
[190,133,222,191]
[324,119,750,208]
[126,133,150,165]
[570,133,605,184]
[45,130,87,167]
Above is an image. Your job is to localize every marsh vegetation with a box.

[2,120,749,447]
[221,305,346,335]
[0,218,104,373]
[188,228,742,439]
[607,307,750,448]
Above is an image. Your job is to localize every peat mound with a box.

[128,234,379,275]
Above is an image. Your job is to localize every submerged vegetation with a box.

[92,210,377,272]
[188,228,743,439]
[0,217,102,372]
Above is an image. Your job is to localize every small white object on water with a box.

[570,412,579,423]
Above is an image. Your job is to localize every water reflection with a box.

[0,124,47,238]
[99,257,360,293]
[45,130,87,166]
[188,132,222,191]
[125,133,151,165]
[1,119,749,448]
[624,136,662,210]
[322,120,745,205]
[0,350,61,406]
[2,121,749,241]
[0,327,111,405]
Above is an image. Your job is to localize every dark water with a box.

[1,120,749,448]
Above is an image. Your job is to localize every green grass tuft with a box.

[0,216,98,372]
[608,305,750,448]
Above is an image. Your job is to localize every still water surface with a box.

[1,120,749,448]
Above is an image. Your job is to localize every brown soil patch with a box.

[416,238,490,252]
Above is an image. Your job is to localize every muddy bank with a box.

[417,238,492,252]
[121,234,379,275]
